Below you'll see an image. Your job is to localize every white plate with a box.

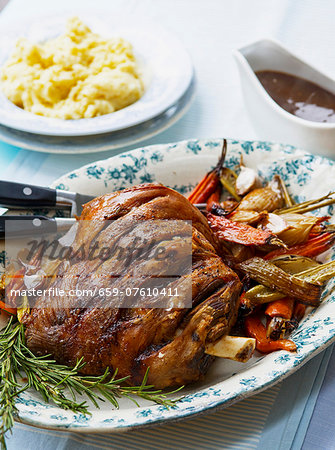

[0,14,194,136]
[8,139,335,433]
[0,76,195,154]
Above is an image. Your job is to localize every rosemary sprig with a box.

[0,321,21,450]
[0,318,183,449]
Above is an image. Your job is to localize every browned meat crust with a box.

[18,184,241,388]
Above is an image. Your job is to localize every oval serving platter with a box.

[10,139,335,433]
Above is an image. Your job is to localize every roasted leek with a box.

[238,257,322,306]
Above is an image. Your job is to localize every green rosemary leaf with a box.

[0,318,183,449]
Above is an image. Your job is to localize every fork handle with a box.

[0,180,56,208]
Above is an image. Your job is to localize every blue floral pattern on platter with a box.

[12,139,335,433]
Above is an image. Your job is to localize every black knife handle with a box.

[0,215,57,239]
[0,181,56,208]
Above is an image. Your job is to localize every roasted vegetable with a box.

[297,259,335,283]
[228,209,266,225]
[264,232,335,260]
[276,191,335,215]
[266,316,286,340]
[206,186,221,212]
[277,213,322,246]
[309,220,335,237]
[259,213,289,235]
[207,214,285,247]
[188,140,227,204]
[292,302,307,322]
[265,296,296,340]
[276,175,294,207]
[245,315,297,353]
[227,242,255,264]
[271,255,320,274]
[237,176,285,212]
[238,257,322,306]
[243,286,283,306]
[266,316,297,340]
[243,259,335,306]
[0,300,16,315]
[235,165,260,197]
[220,168,241,201]
[265,297,294,320]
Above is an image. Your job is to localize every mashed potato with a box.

[0,17,144,119]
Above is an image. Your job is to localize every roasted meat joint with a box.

[3,184,243,388]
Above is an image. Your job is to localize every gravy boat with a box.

[234,38,335,158]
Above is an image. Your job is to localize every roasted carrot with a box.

[207,213,285,247]
[264,232,335,260]
[265,297,294,320]
[245,315,297,353]
[0,300,17,315]
[292,302,306,322]
[188,140,227,204]
[265,298,295,340]
[206,186,221,212]
[309,217,332,237]
[188,172,219,204]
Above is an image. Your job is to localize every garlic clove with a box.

[235,166,260,196]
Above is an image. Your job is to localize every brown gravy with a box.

[255,70,335,123]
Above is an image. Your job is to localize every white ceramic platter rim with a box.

[13,138,335,432]
[0,13,193,136]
